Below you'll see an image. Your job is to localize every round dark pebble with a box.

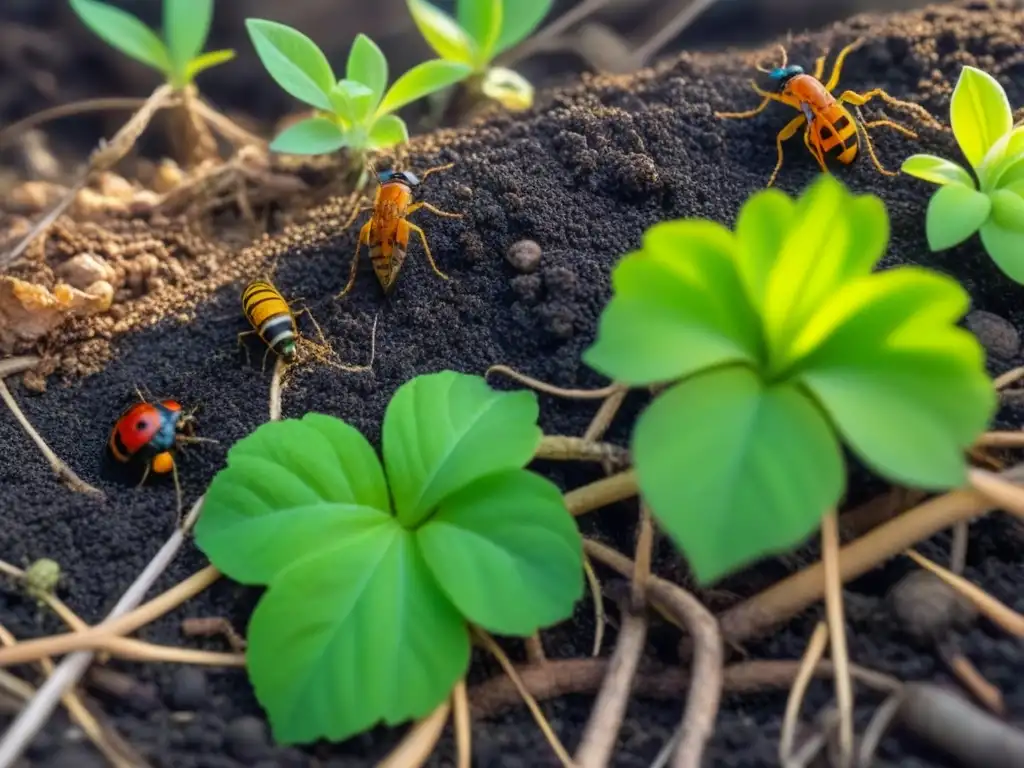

[506,239,542,273]
[510,274,542,303]
[965,310,1020,359]
[225,715,270,761]
[889,570,977,645]
[45,746,108,768]
[166,666,209,711]
[542,266,577,296]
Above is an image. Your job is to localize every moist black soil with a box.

[3,1,1024,766]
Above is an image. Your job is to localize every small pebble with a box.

[965,310,1020,359]
[226,715,269,761]
[890,570,977,645]
[167,667,208,711]
[510,274,542,303]
[506,239,542,273]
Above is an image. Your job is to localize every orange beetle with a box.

[716,38,940,187]
[336,164,462,297]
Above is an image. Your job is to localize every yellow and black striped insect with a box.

[240,279,299,367]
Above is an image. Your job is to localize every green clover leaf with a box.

[246,19,335,111]
[951,65,1012,170]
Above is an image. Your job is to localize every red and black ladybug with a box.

[108,394,212,516]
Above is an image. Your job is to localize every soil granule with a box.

[2,1,1024,766]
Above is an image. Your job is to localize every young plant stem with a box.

[1,84,176,271]
[469,657,899,719]
[993,366,1024,390]
[0,364,102,496]
[269,356,285,422]
[564,470,638,516]
[821,511,854,768]
[194,98,268,148]
[0,496,206,766]
[583,386,628,442]
[485,365,622,399]
[377,699,451,768]
[574,507,654,767]
[905,549,1024,637]
[0,97,153,147]
[717,462,1024,644]
[974,430,1024,448]
[967,468,1024,518]
[524,634,546,666]
[779,621,829,765]
[472,627,574,768]
[535,435,629,467]
[583,539,723,768]
[453,679,471,768]
[583,554,606,657]
[173,85,218,167]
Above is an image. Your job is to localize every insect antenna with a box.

[754,44,788,74]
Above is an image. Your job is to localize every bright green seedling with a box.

[195,371,583,744]
[246,20,471,156]
[583,174,995,584]
[69,0,235,89]
[407,0,552,110]
[902,65,1024,283]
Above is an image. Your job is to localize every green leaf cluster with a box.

[407,0,551,110]
[583,174,995,584]
[246,21,471,155]
[902,66,1024,282]
[195,371,583,744]
[69,0,234,88]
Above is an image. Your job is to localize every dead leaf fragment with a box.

[0,276,112,353]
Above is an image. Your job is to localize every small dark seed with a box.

[226,715,269,761]
[166,667,208,711]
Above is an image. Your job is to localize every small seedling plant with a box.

[246,21,471,156]
[902,66,1024,282]
[69,0,235,89]
[583,174,995,584]
[195,371,583,743]
[407,0,552,110]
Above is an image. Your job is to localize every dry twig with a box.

[453,679,471,768]
[779,621,829,765]
[377,699,451,768]
[821,511,854,768]
[486,365,622,399]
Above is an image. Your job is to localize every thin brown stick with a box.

[0,97,155,147]
[718,462,1024,644]
[967,469,1024,519]
[940,645,1005,716]
[0,566,220,668]
[535,435,629,466]
[564,470,638,516]
[582,554,606,657]
[574,507,654,767]
[453,679,471,768]
[180,617,247,653]
[469,657,900,719]
[994,366,1024,390]
[905,550,1024,637]
[583,539,723,768]
[0,377,102,496]
[821,511,854,768]
[377,699,451,768]
[779,621,829,764]
[974,431,1024,448]
[524,634,546,666]
[582,386,629,443]
[857,692,903,768]
[486,365,622,399]
[0,356,40,379]
[473,628,574,768]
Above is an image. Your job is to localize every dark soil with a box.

[3,1,1024,766]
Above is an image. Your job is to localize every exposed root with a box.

[582,555,606,657]
[0,375,102,496]
[453,679,471,768]
[269,355,285,422]
[967,468,1024,519]
[180,617,247,653]
[905,549,1024,638]
[0,97,156,148]
[194,98,269,149]
[950,520,970,575]
[994,366,1024,391]
[975,431,1024,448]
[939,642,1005,716]
[469,657,899,719]
[717,462,1024,644]
[524,634,547,666]
[535,435,630,467]
[779,621,829,765]
[564,469,638,516]
[574,507,654,767]
[584,538,723,768]
[486,365,622,399]
[473,628,574,768]
[857,692,902,768]
[377,699,451,768]
[821,511,854,768]
[583,385,629,442]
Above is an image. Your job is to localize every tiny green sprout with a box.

[902,65,1024,283]
[406,0,552,111]
[23,558,61,604]
[194,371,582,744]
[246,20,472,157]
[69,0,235,89]
[583,174,995,585]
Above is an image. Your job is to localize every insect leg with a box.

[802,125,828,173]
[837,88,942,130]
[407,201,463,219]
[336,220,373,299]
[812,48,829,81]
[767,114,806,187]
[406,221,451,281]
[823,37,865,92]
[861,119,918,139]
[715,82,784,120]
[236,330,256,367]
[137,462,151,488]
[172,461,183,522]
[853,107,899,176]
